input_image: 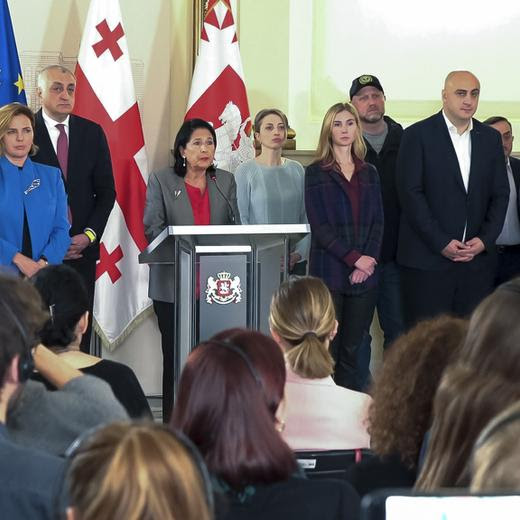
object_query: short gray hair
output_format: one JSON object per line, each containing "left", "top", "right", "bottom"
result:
{"left": 37, "top": 65, "right": 76, "bottom": 90}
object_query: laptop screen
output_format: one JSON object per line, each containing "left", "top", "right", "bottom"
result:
{"left": 386, "top": 495, "right": 520, "bottom": 519}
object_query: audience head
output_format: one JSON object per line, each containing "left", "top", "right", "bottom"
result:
{"left": 460, "top": 278, "right": 520, "bottom": 383}
{"left": 253, "top": 108, "right": 289, "bottom": 150}
{"left": 471, "top": 400, "right": 520, "bottom": 492}
{"left": 368, "top": 315, "right": 467, "bottom": 468}
{"left": 0, "top": 275, "right": 46, "bottom": 389}
{"left": 37, "top": 65, "right": 76, "bottom": 122}
{"left": 172, "top": 118, "right": 217, "bottom": 177}
{"left": 65, "top": 421, "right": 212, "bottom": 520}
{"left": 315, "top": 102, "right": 366, "bottom": 168}
{"left": 172, "top": 328, "right": 296, "bottom": 490}
{"left": 31, "top": 265, "right": 89, "bottom": 350}
{"left": 349, "top": 74, "right": 386, "bottom": 125}
{"left": 0, "top": 102, "right": 38, "bottom": 159}
{"left": 442, "top": 70, "right": 480, "bottom": 127}
{"left": 483, "top": 116, "right": 513, "bottom": 159}
{"left": 269, "top": 276, "right": 336, "bottom": 379}
{"left": 416, "top": 365, "right": 520, "bottom": 490}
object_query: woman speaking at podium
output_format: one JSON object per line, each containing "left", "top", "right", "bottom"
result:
{"left": 143, "top": 118, "right": 240, "bottom": 422}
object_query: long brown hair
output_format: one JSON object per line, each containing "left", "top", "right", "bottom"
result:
{"left": 172, "top": 329, "right": 296, "bottom": 490}
{"left": 314, "top": 102, "right": 366, "bottom": 169}
{"left": 369, "top": 316, "right": 467, "bottom": 468}
{"left": 471, "top": 400, "right": 520, "bottom": 492}
{"left": 460, "top": 279, "right": 520, "bottom": 382}
{"left": 416, "top": 364, "right": 520, "bottom": 490}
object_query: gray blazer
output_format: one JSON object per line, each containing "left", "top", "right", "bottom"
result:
{"left": 143, "top": 167, "right": 240, "bottom": 302}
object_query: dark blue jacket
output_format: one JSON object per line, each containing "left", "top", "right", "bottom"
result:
{"left": 396, "top": 111, "right": 509, "bottom": 271}
{"left": 305, "top": 160, "right": 383, "bottom": 295}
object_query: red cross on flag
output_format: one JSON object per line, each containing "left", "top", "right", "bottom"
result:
{"left": 185, "top": 0, "right": 254, "bottom": 173}
{"left": 74, "top": 0, "right": 151, "bottom": 350}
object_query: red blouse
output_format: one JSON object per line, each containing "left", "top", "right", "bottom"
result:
{"left": 185, "top": 182, "right": 211, "bottom": 225}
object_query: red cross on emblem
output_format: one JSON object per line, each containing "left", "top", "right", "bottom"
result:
{"left": 92, "top": 19, "right": 125, "bottom": 61}
{"left": 96, "top": 243, "right": 124, "bottom": 283}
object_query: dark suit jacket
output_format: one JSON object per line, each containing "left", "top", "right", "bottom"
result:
{"left": 305, "top": 161, "right": 384, "bottom": 295}
{"left": 396, "top": 111, "right": 509, "bottom": 271}
{"left": 33, "top": 110, "right": 116, "bottom": 260}
{"left": 143, "top": 167, "right": 240, "bottom": 302}
{"left": 364, "top": 115, "right": 403, "bottom": 263}
{"left": 511, "top": 156, "right": 520, "bottom": 221}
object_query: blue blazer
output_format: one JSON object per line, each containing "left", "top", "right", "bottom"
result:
{"left": 305, "top": 161, "right": 384, "bottom": 295}
{"left": 0, "top": 156, "right": 70, "bottom": 272}
{"left": 396, "top": 111, "right": 509, "bottom": 271}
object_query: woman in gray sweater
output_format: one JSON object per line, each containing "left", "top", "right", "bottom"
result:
{"left": 235, "top": 109, "right": 308, "bottom": 273}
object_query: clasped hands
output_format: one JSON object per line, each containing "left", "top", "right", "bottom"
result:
{"left": 441, "top": 237, "right": 484, "bottom": 262}
{"left": 350, "top": 255, "right": 377, "bottom": 285}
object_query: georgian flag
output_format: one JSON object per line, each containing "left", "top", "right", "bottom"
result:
{"left": 185, "top": 0, "right": 254, "bottom": 173}
{"left": 74, "top": 0, "right": 151, "bottom": 349}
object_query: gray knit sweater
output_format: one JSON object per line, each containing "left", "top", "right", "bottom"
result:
{"left": 7, "top": 375, "right": 128, "bottom": 456}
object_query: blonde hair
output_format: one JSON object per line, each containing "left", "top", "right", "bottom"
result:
{"left": 0, "top": 102, "right": 38, "bottom": 156}
{"left": 471, "top": 400, "right": 520, "bottom": 492}
{"left": 269, "top": 276, "right": 335, "bottom": 379}
{"left": 315, "top": 102, "right": 366, "bottom": 168}
{"left": 67, "top": 422, "right": 212, "bottom": 520}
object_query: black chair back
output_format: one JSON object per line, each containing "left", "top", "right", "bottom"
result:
{"left": 295, "top": 448, "right": 375, "bottom": 480}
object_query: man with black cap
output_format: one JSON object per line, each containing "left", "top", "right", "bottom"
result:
{"left": 350, "top": 75, "right": 404, "bottom": 362}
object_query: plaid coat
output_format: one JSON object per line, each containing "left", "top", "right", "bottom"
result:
{"left": 305, "top": 160, "right": 384, "bottom": 295}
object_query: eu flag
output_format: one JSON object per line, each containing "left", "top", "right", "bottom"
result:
{"left": 0, "top": 0, "right": 26, "bottom": 105}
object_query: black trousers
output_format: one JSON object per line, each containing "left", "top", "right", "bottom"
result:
{"left": 401, "top": 263, "right": 494, "bottom": 330}
{"left": 65, "top": 256, "right": 96, "bottom": 354}
{"left": 152, "top": 300, "right": 175, "bottom": 423}
{"left": 330, "top": 289, "right": 377, "bottom": 391}
{"left": 495, "top": 246, "right": 520, "bottom": 287}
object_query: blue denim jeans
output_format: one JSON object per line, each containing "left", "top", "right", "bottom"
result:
{"left": 357, "top": 261, "right": 405, "bottom": 390}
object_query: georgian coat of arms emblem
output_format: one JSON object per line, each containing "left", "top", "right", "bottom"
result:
{"left": 206, "top": 271, "right": 242, "bottom": 305}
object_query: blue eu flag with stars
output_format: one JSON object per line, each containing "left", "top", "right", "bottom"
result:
{"left": 0, "top": 0, "right": 27, "bottom": 105}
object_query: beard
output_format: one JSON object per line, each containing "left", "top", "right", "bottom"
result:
{"left": 360, "top": 111, "right": 384, "bottom": 124}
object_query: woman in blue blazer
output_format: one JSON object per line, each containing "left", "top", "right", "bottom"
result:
{"left": 0, "top": 103, "right": 69, "bottom": 276}
{"left": 305, "top": 102, "right": 383, "bottom": 391}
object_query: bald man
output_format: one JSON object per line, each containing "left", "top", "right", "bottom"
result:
{"left": 396, "top": 71, "right": 509, "bottom": 328}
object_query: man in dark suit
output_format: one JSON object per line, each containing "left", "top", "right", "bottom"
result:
{"left": 33, "top": 65, "right": 116, "bottom": 352}
{"left": 396, "top": 70, "right": 509, "bottom": 328}
{"left": 484, "top": 116, "right": 520, "bottom": 286}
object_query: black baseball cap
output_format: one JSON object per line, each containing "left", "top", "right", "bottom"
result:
{"left": 349, "top": 75, "right": 384, "bottom": 99}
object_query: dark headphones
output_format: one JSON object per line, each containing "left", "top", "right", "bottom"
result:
{"left": 65, "top": 422, "right": 215, "bottom": 515}
{"left": 0, "top": 296, "right": 34, "bottom": 382}
{"left": 210, "top": 339, "right": 264, "bottom": 390}
{"left": 473, "top": 408, "right": 520, "bottom": 451}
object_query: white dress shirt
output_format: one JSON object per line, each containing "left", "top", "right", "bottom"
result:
{"left": 443, "top": 111, "right": 473, "bottom": 240}
{"left": 41, "top": 110, "right": 70, "bottom": 155}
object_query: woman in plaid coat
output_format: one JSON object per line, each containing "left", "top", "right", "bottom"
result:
{"left": 305, "top": 102, "right": 383, "bottom": 391}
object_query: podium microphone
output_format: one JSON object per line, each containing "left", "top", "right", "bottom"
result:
{"left": 209, "top": 171, "right": 236, "bottom": 224}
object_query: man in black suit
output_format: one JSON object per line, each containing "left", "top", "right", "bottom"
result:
{"left": 33, "top": 65, "right": 116, "bottom": 352}
{"left": 396, "top": 70, "right": 509, "bottom": 328}
{"left": 484, "top": 116, "right": 520, "bottom": 286}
